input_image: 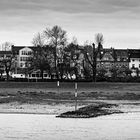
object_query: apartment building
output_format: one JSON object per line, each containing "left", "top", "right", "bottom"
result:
{"left": 12, "top": 46, "right": 38, "bottom": 70}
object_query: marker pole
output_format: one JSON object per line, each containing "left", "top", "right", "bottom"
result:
{"left": 57, "top": 81, "right": 60, "bottom": 94}
{"left": 75, "top": 83, "right": 78, "bottom": 111}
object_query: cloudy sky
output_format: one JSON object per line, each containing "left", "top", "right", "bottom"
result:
{"left": 0, "top": 0, "right": 140, "bottom": 49}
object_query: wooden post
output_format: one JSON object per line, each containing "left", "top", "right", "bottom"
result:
{"left": 75, "top": 82, "right": 78, "bottom": 111}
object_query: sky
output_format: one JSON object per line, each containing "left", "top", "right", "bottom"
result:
{"left": 0, "top": 0, "right": 140, "bottom": 49}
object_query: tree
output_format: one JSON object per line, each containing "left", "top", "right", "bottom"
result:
{"left": 1, "top": 42, "right": 13, "bottom": 51}
{"left": 124, "top": 67, "right": 132, "bottom": 77}
{"left": 136, "top": 68, "right": 140, "bottom": 77}
{"left": 0, "top": 42, "right": 15, "bottom": 81}
{"left": 30, "top": 46, "right": 52, "bottom": 80}
{"left": 63, "top": 43, "right": 81, "bottom": 80}
{"left": 1, "top": 55, "right": 15, "bottom": 81}
{"left": 83, "top": 33, "right": 104, "bottom": 82}
{"left": 32, "top": 32, "right": 45, "bottom": 47}
{"left": 44, "top": 25, "right": 67, "bottom": 79}
{"left": 109, "top": 66, "right": 119, "bottom": 81}
{"left": 97, "top": 67, "right": 107, "bottom": 80}
{"left": 0, "top": 64, "right": 4, "bottom": 79}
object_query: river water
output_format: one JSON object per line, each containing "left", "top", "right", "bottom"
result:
{"left": 0, "top": 113, "right": 140, "bottom": 140}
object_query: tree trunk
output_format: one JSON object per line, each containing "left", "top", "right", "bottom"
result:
{"left": 41, "top": 70, "right": 44, "bottom": 81}
{"left": 6, "top": 71, "right": 9, "bottom": 81}
{"left": 92, "top": 43, "right": 97, "bottom": 82}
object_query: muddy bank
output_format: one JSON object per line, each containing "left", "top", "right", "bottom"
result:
{"left": 57, "top": 103, "right": 123, "bottom": 118}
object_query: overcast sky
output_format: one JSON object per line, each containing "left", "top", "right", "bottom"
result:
{"left": 0, "top": 0, "right": 140, "bottom": 49}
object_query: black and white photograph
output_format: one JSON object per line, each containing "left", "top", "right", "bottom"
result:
{"left": 0, "top": 0, "right": 140, "bottom": 139}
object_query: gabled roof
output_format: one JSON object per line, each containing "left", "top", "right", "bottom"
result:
{"left": 12, "top": 46, "right": 38, "bottom": 52}
{"left": 101, "top": 52, "right": 114, "bottom": 61}
{"left": 114, "top": 49, "right": 128, "bottom": 57}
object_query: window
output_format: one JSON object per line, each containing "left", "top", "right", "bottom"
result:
{"left": 32, "top": 74, "right": 35, "bottom": 77}
{"left": 132, "top": 64, "right": 135, "bottom": 68}
{"left": 28, "top": 51, "right": 32, "bottom": 55}
{"left": 132, "top": 59, "right": 135, "bottom": 62}
{"left": 22, "top": 51, "right": 25, "bottom": 55}
{"left": 139, "top": 64, "right": 140, "bottom": 68}
{"left": 44, "top": 74, "right": 47, "bottom": 77}
{"left": 22, "top": 50, "right": 31, "bottom": 55}
{"left": 20, "top": 63, "right": 23, "bottom": 68}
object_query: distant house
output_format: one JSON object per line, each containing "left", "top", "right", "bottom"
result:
{"left": 129, "top": 50, "right": 140, "bottom": 76}
{"left": 95, "top": 48, "right": 130, "bottom": 77}
{"left": 97, "top": 48, "right": 115, "bottom": 70}
{"left": 12, "top": 46, "right": 38, "bottom": 73}
{"left": 114, "top": 49, "right": 129, "bottom": 68}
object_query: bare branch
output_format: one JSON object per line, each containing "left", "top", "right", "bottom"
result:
{"left": 95, "top": 33, "right": 104, "bottom": 45}
{"left": 32, "top": 32, "right": 45, "bottom": 47}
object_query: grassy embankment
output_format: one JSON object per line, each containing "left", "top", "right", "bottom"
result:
{"left": 0, "top": 82, "right": 140, "bottom": 115}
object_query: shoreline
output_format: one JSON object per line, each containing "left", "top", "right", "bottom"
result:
{"left": 0, "top": 100, "right": 140, "bottom": 116}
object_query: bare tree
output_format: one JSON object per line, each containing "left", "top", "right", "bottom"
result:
{"left": 44, "top": 25, "right": 67, "bottom": 79}
{"left": 95, "top": 33, "right": 104, "bottom": 45}
{"left": 95, "top": 33, "right": 104, "bottom": 58}
{"left": 32, "top": 32, "right": 45, "bottom": 47}
{"left": 1, "top": 42, "right": 13, "bottom": 51}
{"left": 83, "top": 33, "right": 104, "bottom": 82}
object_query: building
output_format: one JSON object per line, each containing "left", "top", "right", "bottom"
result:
{"left": 12, "top": 46, "right": 38, "bottom": 73}
{"left": 0, "top": 45, "right": 139, "bottom": 79}
{"left": 129, "top": 50, "right": 140, "bottom": 76}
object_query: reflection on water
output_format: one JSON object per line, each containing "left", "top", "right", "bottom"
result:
{"left": 0, "top": 113, "right": 140, "bottom": 140}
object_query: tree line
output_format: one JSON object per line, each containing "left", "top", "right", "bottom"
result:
{"left": 0, "top": 25, "right": 139, "bottom": 82}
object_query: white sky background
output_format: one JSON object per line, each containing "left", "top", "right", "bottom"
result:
{"left": 0, "top": 0, "right": 140, "bottom": 49}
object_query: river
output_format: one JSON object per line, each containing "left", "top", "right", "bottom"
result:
{"left": 0, "top": 113, "right": 140, "bottom": 140}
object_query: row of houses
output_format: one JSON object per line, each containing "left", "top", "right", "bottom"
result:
{"left": 0, "top": 45, "right": 140, "bottom": 79}
{"left": 94, "top": 48, "right": 140, "bottom": 77}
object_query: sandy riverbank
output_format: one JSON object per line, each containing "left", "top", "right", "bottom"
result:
{"left": 0, "top": 100, "right": 140, "bottom": 115}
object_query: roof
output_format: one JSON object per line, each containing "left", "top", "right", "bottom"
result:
{"left": 12, "top": 46, "right": 39, "bottom": 54}
{"left": 130, "top": 53, "right": 140, "bottom": 58}
{"left": 0, "top": 51, "right": 12, "bottom": 55}
{"left": 114, "top": 49, "right": 128, "bottom": 57}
